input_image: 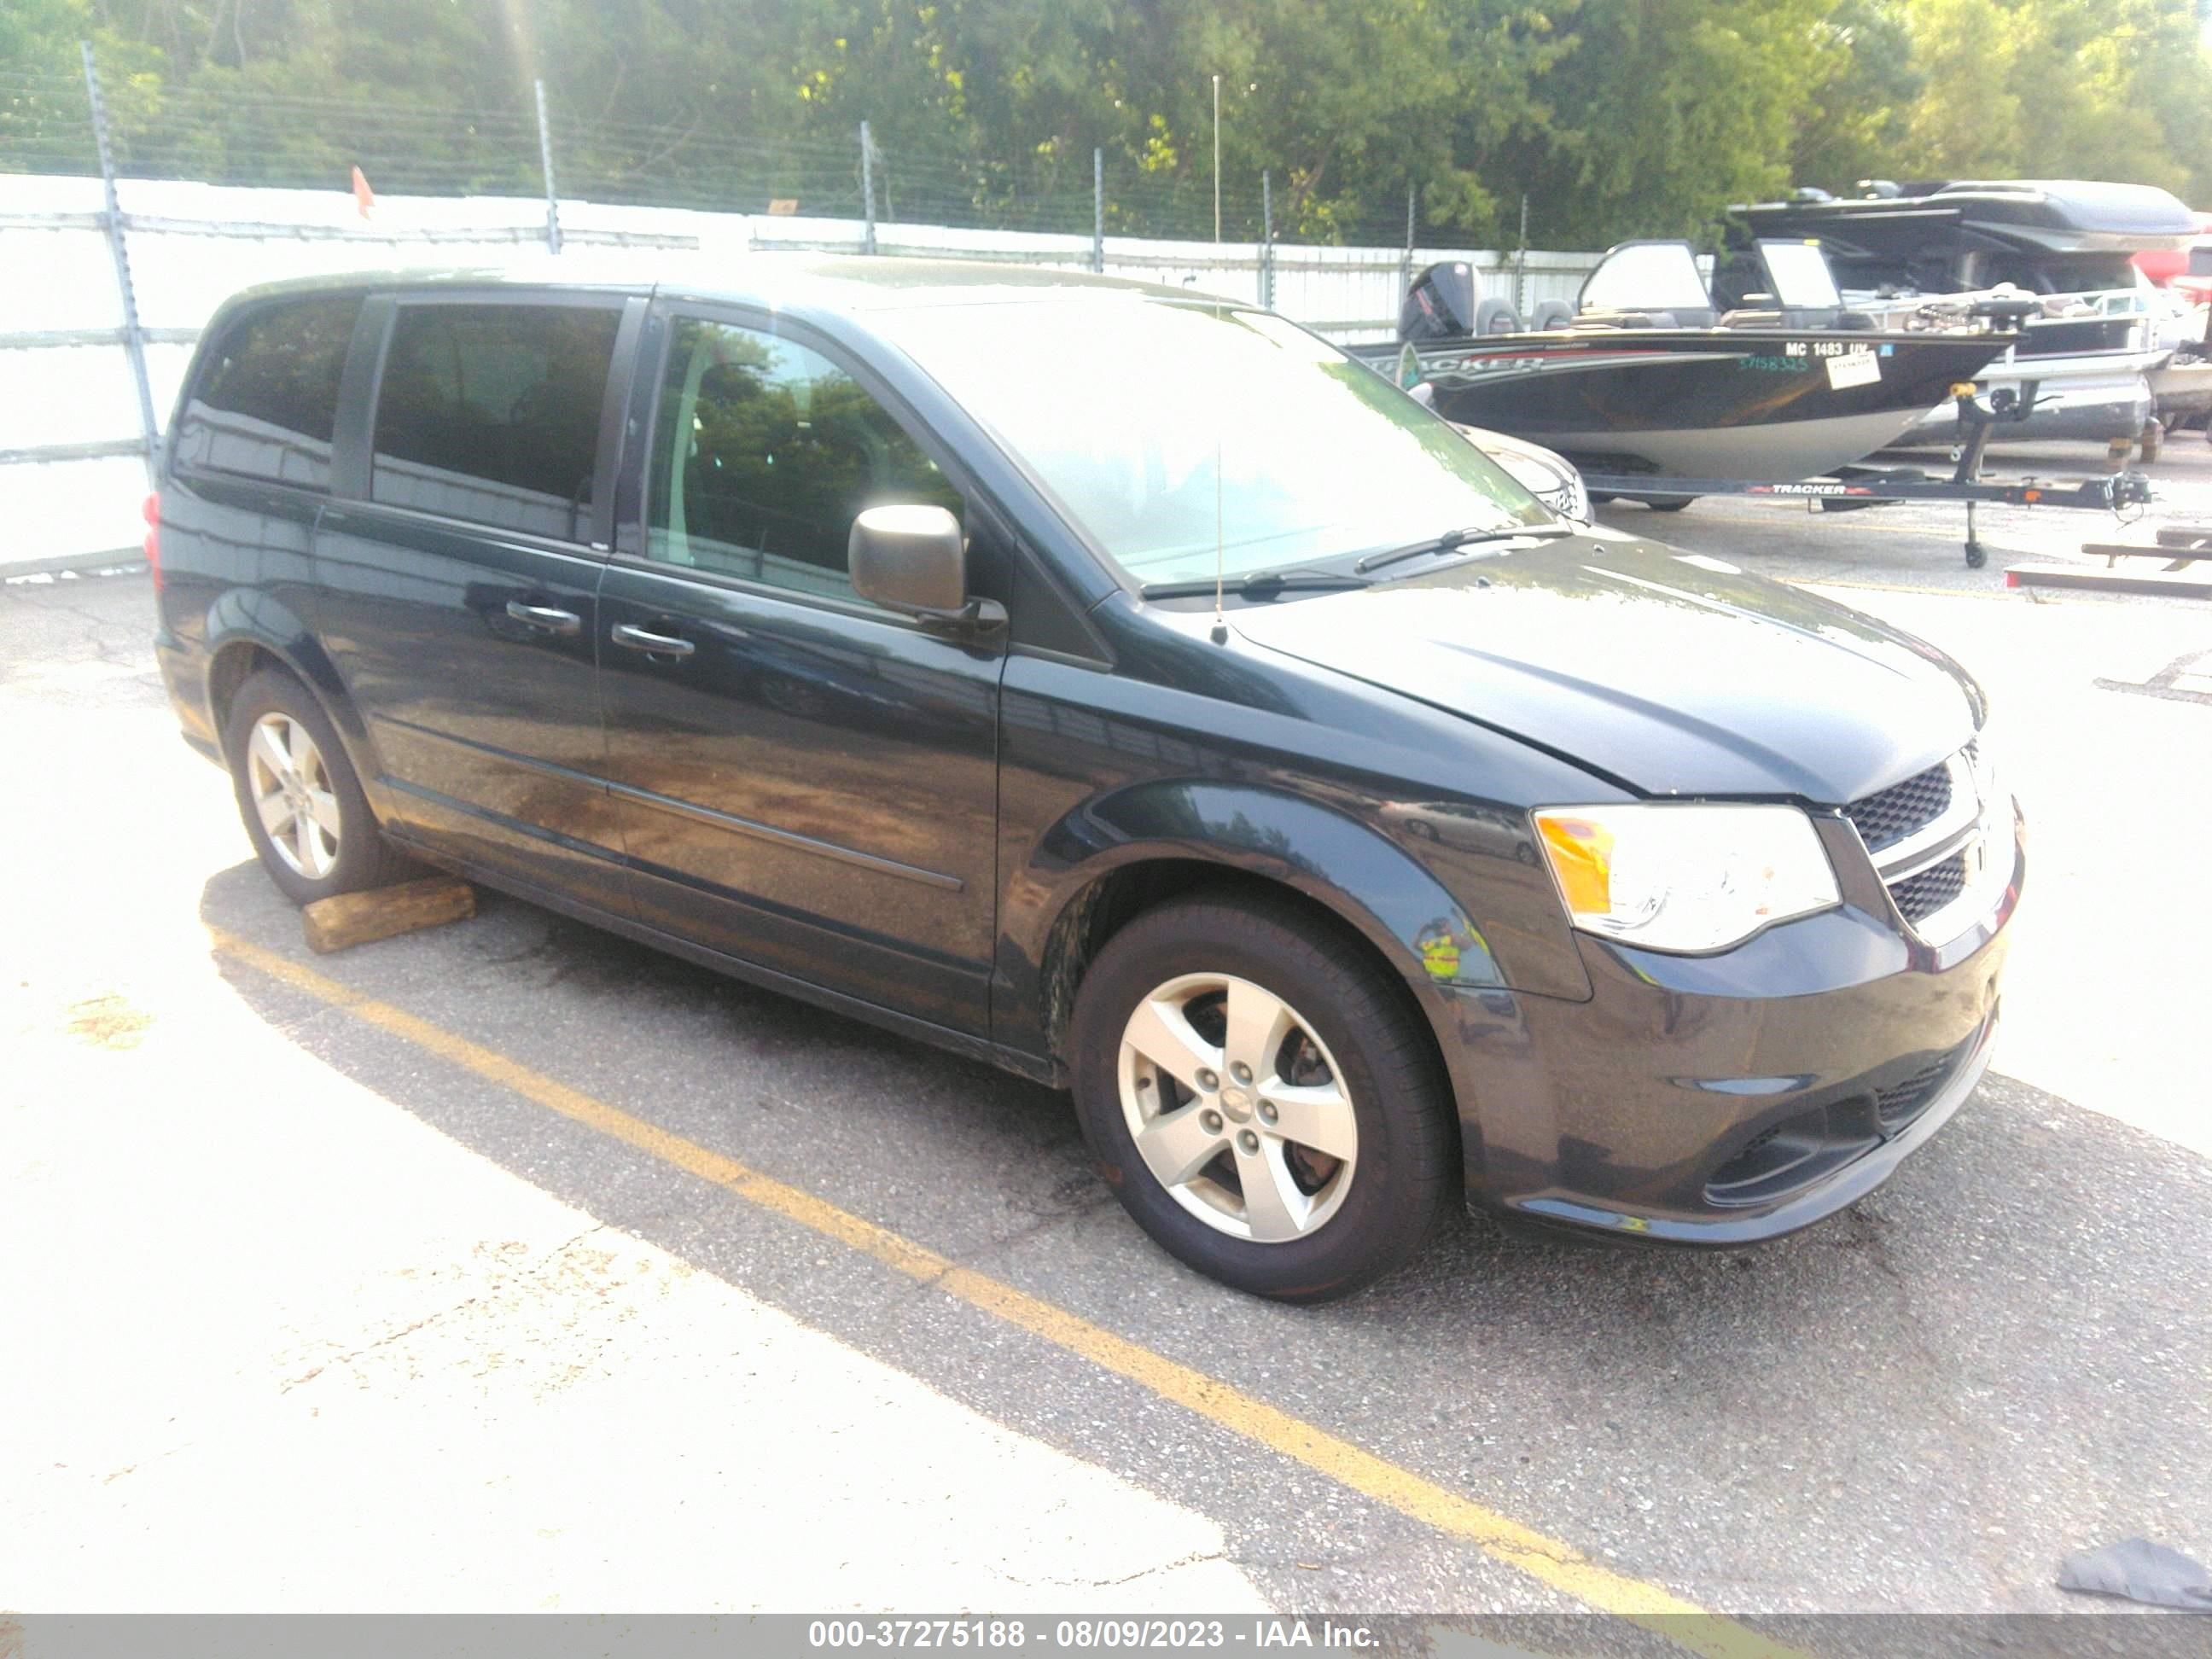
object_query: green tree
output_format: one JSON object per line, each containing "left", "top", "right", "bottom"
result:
{"left": 1790, "top": 0, "right": 1922, "bottom": 193}
{"left": 9, "top": 0, "right": 2212, "bottom": 248}
{"left": 1492, "top": 0, "right": 1839, "bottom": 245}
{"left": 1894, "top": 0, "right": 2024, "bottom": 178}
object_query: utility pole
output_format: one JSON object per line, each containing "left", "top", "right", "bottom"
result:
{"left": 1212, "top": 73, "right": 1221, "bottom": 243}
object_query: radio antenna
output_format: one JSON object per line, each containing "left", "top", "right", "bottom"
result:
{"left": 1209, "top": 428, "right": 1228, "bottom": 643}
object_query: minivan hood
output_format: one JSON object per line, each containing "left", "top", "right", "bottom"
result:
{"left": 1230, "top": 534, "right": 1980, "bottom": 802}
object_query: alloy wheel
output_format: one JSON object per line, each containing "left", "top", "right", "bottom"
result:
{"left": 245, "top": 713, "right": 341, "bottom": 880}
{"left": 1116, "top": 972, "right": 1359, "bottom": 1243}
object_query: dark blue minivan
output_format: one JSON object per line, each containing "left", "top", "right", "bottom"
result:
{"left": 153, "top": 259, "right": 2021, "bottom": 1300}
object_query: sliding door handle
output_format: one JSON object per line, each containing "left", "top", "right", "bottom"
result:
{"left": 504, "top": 600, "right": 581, "bottom": 636}
{"left": 610, "top": 622, "right": 696, "bottom": 659}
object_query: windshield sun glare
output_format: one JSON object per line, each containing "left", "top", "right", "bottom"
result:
{"left": 880, "top": 299, "right": 1551, "bottom": 589}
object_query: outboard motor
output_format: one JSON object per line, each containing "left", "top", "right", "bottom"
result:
{"left": 1400, "top": 262, "right": 1479, "bottom": 342}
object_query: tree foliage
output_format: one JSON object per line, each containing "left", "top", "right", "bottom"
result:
{"left": 3, "top": 0, "right": 2209, "bottom": 245}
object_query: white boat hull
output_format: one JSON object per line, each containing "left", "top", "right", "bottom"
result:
{"left": 1540, "top": 407, "right": 1940, "bottom": 481}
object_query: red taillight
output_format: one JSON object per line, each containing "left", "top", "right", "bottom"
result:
{"left": 142, "top": 492, "right": 161, "bottom": 590}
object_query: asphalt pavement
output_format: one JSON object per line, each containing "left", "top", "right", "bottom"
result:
{"left": 4, "top": 436, "right": 2209, "bottom": 1635}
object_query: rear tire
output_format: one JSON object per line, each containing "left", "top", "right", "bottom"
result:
{"left": 1069, "top": 894, "right": 1458, "bottom": 1302}
{"left": 224, "top": 668, "right": 403, "bottom": 905}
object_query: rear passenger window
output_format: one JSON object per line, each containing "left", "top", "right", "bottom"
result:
{"left": 176, "top": 294, "right": 362, "bottom": 490}
{"left": 371, "top": 304, "right": 620, "bottom": 541}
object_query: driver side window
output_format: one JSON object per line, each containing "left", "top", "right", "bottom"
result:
{"left": 647, "top": 316, "right": 962, "bottom": 605}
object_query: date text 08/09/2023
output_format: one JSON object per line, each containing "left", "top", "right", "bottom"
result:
{"left": 807, "top": 1619, "right": 1379, "bottom": 1650}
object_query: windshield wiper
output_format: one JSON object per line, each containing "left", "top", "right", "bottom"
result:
{"left": 1141, "top": 568, "right": 1375, "bottom": 599}
{"left": 1353, "top": 521, "right": 1575, "bottom": 575}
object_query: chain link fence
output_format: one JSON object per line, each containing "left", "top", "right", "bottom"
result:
{"left": 1, "top": 46, "right": 1599, "bottom": 573}
{"left": 6, "top": 54, "right": 1470, "bottom": 246}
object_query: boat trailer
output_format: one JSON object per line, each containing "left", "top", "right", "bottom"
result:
{"left": 1580, "top": 382, "right": 2155, "bottom": 568}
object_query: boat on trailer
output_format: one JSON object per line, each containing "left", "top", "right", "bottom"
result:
{"left": 1348, "top": 240, "right": 2013, "bottom": 484}
{"left": 1720, "top": 179, "right": 2199, "bottom": 446}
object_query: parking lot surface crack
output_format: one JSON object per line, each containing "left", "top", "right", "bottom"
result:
{"left": 994, "top": 1546, "right": 1234, "bottom": 1591}
{"left": 278, "top": 1224, "right": 611, "bottom": 1394}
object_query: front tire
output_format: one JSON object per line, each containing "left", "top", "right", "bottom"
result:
{"left": 1069, "top": 894, "right": 1458, "bottom": 1302}
{"left": 224, "top": 668, "right": 402, "bottom": 905}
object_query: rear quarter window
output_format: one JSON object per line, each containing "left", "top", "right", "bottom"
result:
{"left": 174, "top": 294, "right": 363, "bottom": 490}
{"left": 370, "top": 303, "right": 620, "bottom": 542}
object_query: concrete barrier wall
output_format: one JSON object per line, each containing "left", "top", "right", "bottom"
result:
{"left": 0, "top": 174, "right": 1598, "bottom": 573}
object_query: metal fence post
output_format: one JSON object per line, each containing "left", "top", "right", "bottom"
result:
{"left": 1260, "top": 170, "right": 1274, "bottom": 310}
{"left": 1516, "top": 192, "right": 1529, "bottom": 315}
{"left": 533, "top": 79, "right": 562, "bottom": 253}
{"left": 1400, "top": 183, "right": 1415, "bottom": 300}
{"left": 79, "top": 43, "right": 160, "bottom": 491}
{"left": 1092, "top": 148, "right": 1104, "bottom": 275}
{"left": 859, "top": 121, "right": 877, "bottom": 253}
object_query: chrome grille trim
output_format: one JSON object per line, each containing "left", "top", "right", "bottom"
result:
{"left": 1848, "top": 743, "right": 2010, "bottom": 947}
{"left": 1865, "top": 753, "right": 1979, "bottom": 879}
{"left": 1878, "top": 819, "right": 1981, "bottom": 885}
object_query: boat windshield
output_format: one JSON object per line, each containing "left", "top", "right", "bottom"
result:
{"left": 875, "top": 297, "right": 1550, "bottom": 588}
{"left": 1579, "top": 242, "right": 1712, "bottom": 313}
{"left": 1758, "top": 240, "right": 1843, "bottom": 309}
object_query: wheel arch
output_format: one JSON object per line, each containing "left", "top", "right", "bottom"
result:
{"left": 1011, "top": 782, "right": 1505, "bottom": 1128}
{"left": 1033, "top": 853, "right": 1471, "bottom": 1202}
{"left": 201, "top": 598, "right": 376, "bottom": 783}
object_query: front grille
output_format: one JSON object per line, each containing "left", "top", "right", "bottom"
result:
{"left": 1848, "top": 742, "right": 1996, "bottom": 943}
{"left": 1846, "top": 761, "right": 1952, "bottom": 853}
{"left": 1890, "top": 853, "right": 1968, "bottom": 924}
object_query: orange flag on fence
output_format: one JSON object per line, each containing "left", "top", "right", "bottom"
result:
{"left": 350, "top": 166, "right": 376, "bottom": 218}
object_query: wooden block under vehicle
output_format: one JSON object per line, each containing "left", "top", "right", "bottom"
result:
{"left": 302, "top": 876, "right": 476, "bottom": 954}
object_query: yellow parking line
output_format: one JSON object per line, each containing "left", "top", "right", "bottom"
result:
{"left": 207, "top": 924, "right": 1806, "bottom": 1659}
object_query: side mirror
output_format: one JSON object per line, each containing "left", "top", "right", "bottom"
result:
{"left": 848, "top": 504, "right": 968, "bottom": 616}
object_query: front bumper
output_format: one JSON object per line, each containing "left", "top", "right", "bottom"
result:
{"left": 1438, "top": 812, "right": 2023, "bottom": 1245}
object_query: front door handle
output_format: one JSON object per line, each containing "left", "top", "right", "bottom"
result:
{"left": 610, "top": 621, "right": 696, "bottom": 659}
{"left": 505, "top": 600, "right": 581, "bottom": 636}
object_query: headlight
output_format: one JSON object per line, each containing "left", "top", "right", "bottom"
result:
{"left": 1550, "top": 467, "right": 1591, "bottom": 524}
{"left": 1454, "top": 424, "right": 1591, "bottom": 523}
{"left": 1489, "top": 450, "right": 1588, "bottom": 523}
{"left": 1534, "top": 804, "right": 1841, "bottom": 954}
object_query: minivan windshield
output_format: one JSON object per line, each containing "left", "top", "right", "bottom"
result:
{"left": 875, "top": 297, "right": 1551, "bottom": 587}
